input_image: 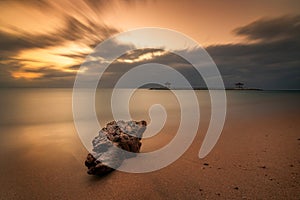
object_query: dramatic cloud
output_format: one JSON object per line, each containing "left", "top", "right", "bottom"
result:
{"left": 88, "top": 16, "right": 300, "bottom": 90}
{"left": 0, "top": 0, "right": 299, "bottom": 90}
{"left": 206, "top": 15, "right": 300, "bottom": 89}
{"left": 0, "top": 0, "right": 120, "bottom": 82}
{"left": 0, "top": 16, "right": 118, "bottom": 55}
{"left": 234, "top": 15, "right": 300, "bottom": 42}
{"left": 80, "top": 46, "right": 208, "bottom": 89}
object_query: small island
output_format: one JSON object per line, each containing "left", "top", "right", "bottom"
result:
{"left": 148, "top": 82, "right": 262, "bottom": 90}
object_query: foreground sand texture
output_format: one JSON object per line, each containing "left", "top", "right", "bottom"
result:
{"left": 0, "top": 90, "right": 299, "bottom": 199}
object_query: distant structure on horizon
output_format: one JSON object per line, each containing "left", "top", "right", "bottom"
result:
{"left": 164, "top": 82, "right": 171, "bottom": 89}
{"left": 235, "top": 82, "right": 244, "bottom": 89}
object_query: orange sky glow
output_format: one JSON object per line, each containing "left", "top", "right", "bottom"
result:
{"left": 0, "top": 0, "right": 299, "bottom": 82}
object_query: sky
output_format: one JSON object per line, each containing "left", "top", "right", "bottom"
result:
{"left": 0, "top": 0, "right": 299, "bottom": 89}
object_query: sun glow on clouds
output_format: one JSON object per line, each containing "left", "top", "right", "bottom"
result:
{"left": 12, "top": 72, "right": 44, "bottom": 79}
{"left": 0, "top": 0, "right": 121, "bottom": 81}
{"left": 117, "top": 50, "right": 167, "bottom": 63}
{"left": 11, "top": 43, "right": 92, "bottom": 79}
{"left": 115, "top": 29, "right": 196, "bottom": 50}
{"left": 1, "top": 0, "right": 299, "bottom": 89}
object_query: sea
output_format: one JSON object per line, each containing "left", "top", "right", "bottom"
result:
{"left": 0, "top": 88, "right": 299, "bottom": 199}
{"left": 0, "top": 88, "right": 299, "bottom": 150}
{"left": 0, "top": 88, "right": 299, "bottom": 126}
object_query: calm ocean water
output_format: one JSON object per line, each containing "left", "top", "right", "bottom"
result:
{"left": 0, "top": 88, "right": 299, "bottom": 127}
{"left": 0, "top": 88, "right": 299, "bottom": 199}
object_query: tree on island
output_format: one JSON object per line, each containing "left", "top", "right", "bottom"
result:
{"left": 235, "top": 82, "right": 244, "bottom": 89}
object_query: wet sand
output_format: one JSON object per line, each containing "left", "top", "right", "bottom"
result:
{"left": 0, "top": 90, "right": 299, "bottom": 199}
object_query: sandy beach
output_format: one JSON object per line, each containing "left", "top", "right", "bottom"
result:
{"left": 0, "top": 89, "right": 299, "bottom": 199}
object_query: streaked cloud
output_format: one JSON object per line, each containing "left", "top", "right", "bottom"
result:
{"left": 206, "top": 15, "right": 300, "bottom": 89}
{"left": 234, "top": 15, "right": 300, "bottom": 42}
{"left": 0, "top": 0, "right": 120, "bottom": 80}
{"left": 0, "top": 1, "right": 299, "bottom": 89}
{"left": 91, "top": 15, "right": 300, "bottom": 89}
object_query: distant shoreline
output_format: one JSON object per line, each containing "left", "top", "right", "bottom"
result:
{"left": 148, "top": 87, "right": 263, "bottom": 91}
{"left": 1, "top": 87, "right": 300, "bottom": 91}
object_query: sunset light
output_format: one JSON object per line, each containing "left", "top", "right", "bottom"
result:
{"left": 0, "top": 1, "right": 299, "bottom": 199}
{"left": 0, "top": 0, "right": 299, "bottom": 88}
